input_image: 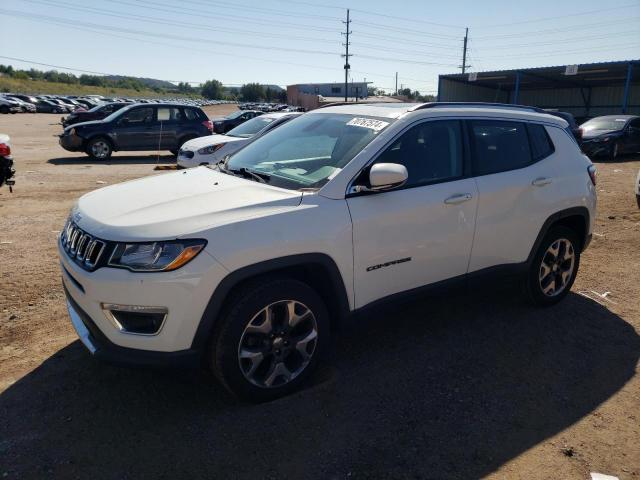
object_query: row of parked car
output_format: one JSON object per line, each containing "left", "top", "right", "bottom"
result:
{"left": 0, "top": 93, "right": 232, "bottom": 115}
{"left": 239, "top": 102, "right": 305, "bottom": 113}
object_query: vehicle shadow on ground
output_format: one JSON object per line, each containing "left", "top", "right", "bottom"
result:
{"left": 1, "top": 291, "right": 638, "bottom": 479}
{"left": 48, "top": 154, "right": 176, "bottom": 165}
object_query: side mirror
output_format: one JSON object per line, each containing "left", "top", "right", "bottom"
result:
{"left": 361, "top": 163, "right": 408, "bottom": 192}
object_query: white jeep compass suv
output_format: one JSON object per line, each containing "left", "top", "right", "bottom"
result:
{"left": 59, "top": 102, "right": 597, "bottom": 401}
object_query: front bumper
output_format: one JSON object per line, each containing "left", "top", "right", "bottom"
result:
{"left": 59, "top": 234, "right": 228, "bottom": 365}
{"left": 58, "top": 133, "right": 84, "bottom": 151}
{"left": 581, "top": 140, "right": 611, "bottom": 157}
{"left": 64, "top": 285, "right": 200, "bottom": 367}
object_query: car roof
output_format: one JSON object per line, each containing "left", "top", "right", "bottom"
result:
{"left": 260, "top": 112, "right": 302, "bottom": 119}
{"left": 587, "top": 115, "right": 637, "bottom": 120}
{"left": 312, "top": 102, "right": 568, "bottom": 126}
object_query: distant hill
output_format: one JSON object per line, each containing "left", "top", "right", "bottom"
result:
{"left": 102, "top": 75, "right": 176, "bottom": 89}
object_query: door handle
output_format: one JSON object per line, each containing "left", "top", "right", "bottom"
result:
{"left": 444, "top": 193, "right": 473, "bottom": 205}
{"left": 532, "top": 177, "right": 553, "bottom": 187}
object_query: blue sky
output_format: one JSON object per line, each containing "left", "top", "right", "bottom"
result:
{"left": 1, "top": 0, "right": 639, "bottom": 94}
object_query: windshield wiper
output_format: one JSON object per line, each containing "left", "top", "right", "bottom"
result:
{"left": 234, "top": 167, "right": 270, "bottom": 184}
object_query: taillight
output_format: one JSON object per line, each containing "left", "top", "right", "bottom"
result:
{"left": 0, "top": 143, "right": 10, "bottom": 157}
{"left": 576, "top": 127, "right": 583, "bottom": 141}
{"left": 588, "top": 165, "right": 597, "bottom": 186}
{"left": 202, "top": 120, "right": 213, "bottom": 133}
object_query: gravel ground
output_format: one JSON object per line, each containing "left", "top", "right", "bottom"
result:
{"left": 0, "top": 111, "right": 639, "bottom": 480}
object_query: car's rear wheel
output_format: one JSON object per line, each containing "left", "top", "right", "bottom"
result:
{"left": 209, "top": 277, "right": 329, "bottom": 402}
{"left": 86, "top": 137, "right": 113, "bottom": 160}
{"left": 524, "top": 226, "right": 580, "bottom": 306}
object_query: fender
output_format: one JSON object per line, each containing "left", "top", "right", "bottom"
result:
{"left": 526, "top": 206, "right": 591, "bottom": 265}
{"left": 190, "top": 253, "right": 351, "bottom": 351}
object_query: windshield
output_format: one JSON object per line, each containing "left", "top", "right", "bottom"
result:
{"left": 103, "top": 105, "right": 132, "bottom": 122}
{"left": 227, "top": 110, "right": 244, "bottom": 120}
{"left": 225, "top": 113, "right": 392, "bottom": 190}
{"left": 227, "top": 116, "right": 276, "bottom": 138}
{"left": 581, "top": 117, "right": 628, "bottom": 132}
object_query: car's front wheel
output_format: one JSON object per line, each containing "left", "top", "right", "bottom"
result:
{"left": 525, "top": 226, "right": 580, "bottom": 306}
{"left": 209, "top": 277, "right": 329, "bottom": 402}
{"left": 608, "top": 140, "right": 620, "bottom": 161}
{"left": 86, "top": 137, "right": 113, "bottom": 160}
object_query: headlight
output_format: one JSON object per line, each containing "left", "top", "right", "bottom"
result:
{"left": 602, "top": 136, "right": 611, "bottom": 142}
{"left": 108, "top": 240, "right": 206, "bottom": 272}
{"left": 197, "top": 143, "right": 225, "bottom": 155}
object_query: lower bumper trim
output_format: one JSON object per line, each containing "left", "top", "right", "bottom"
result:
{"left": 63, "top": 284, "right": 202, "bottom": 368}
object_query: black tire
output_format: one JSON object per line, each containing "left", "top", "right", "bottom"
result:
{"left": 0, "top": 106, "right": 9, "bottom": 114}
{"left": 524, "top": 226, "right": 581, "bottom": 306}
{"left": 209, "top": 277, "right": 329, "bottom": 402}
{"left": 85, "top": 137, "right": 113, "bottom": 160}
{"left": 608, "top": 141, "right": 620, "bottom": 161}
{"left": 171, "top": 135, "right": 196, "bottom": 157}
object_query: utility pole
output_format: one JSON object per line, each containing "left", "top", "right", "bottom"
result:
{"left": 395, "top": 72, "right": 398, "bottom": 95}
{"left": 341, "top": 9, "right": 352, "bottom": 103}
{"left": 461, "top": 27, "right": 470, "bottom": 74}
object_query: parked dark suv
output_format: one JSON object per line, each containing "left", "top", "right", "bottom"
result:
{"left": 59, "top": 103, "right": 213, "bottom": 159}
{"left": 62, "top": 102, "right": 130, "bottom": 127}
{"left": 212, "top": 110, "right": 263, "bottom": 133}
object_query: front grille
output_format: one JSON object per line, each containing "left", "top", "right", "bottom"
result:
{"left": 179, "top": 149, "right": 194, "bottom": 159}
{"left": 60, "top": 220, "right": 106, "bottom": 271}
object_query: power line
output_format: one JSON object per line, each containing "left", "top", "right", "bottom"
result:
{"left": 473, "top": 29, "right": 640, "bottom": 49}
{"left": 0, "top": 55, "right": 202, "bottom": 84}
{"left": 23, "top": 0, "right": 341, "bottom": 44}
{"left": 473, "top": 16, "right": 640, "bottom": 40}
{"left": 474, "top": 2, "right": 639, "bottom": 28}
{"left": 174, "top": 0, "right": 342, "bottom": 22}
{"left": 353, "top": 20, "right": 461, "bottom": 39}
{"left": 3, "top": 10, "right": 341, "bottom": 56}
{"left": 108, "top": 0, "right": 342, "bottom": 33}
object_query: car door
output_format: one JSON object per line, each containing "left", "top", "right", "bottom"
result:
{"left": 113, "top": 106, "right": 156, "bottom": 150}
{"left": 347, "top": 119, "right": 478, "bottom": 308}
{"left": 467, "top": 119, "right": 561, "bottom": 272}
{"left": 625, "top": 118, "right": 640, "bottom": 152}
{"left": 156, "top": 107, "right": 182, "bottom": 150}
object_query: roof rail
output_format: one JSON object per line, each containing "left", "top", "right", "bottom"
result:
{"left": 414, "top": 102, "right": 548, "bottom": 114}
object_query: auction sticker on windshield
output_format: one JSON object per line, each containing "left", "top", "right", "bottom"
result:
{"left": 346, "top": 117, "right": 389, "bottom": 132}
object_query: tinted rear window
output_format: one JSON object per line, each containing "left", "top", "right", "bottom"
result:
{"left": 527, "top": 124, "right": 554, "bottom": 160}
{"left": 184, "top": 108, "right": 202, "bottom": 121}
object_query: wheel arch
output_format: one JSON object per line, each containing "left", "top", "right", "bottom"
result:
{"left": 526, "top": 207, "right": 591, "bottom": 265}
{"left": 190, "top": 253, "right": 351, "bottom": 352}
{"left": 84, "top": 133, "right": 116, "bottom": 151}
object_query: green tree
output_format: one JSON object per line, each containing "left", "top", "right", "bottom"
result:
{"left": 201, "top": 79, "right": 224, "bottom": 99}
{"left": 240, "top": 83, "right": 265, "bottom": 102}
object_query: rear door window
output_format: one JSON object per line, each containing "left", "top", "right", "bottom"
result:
{"left": 157, "top": 107, "right": 183, "bottom": 122}
{"left": 469, "top": 120, "right": 532, "bottom": 175}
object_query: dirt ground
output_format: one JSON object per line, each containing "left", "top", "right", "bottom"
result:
{"left": 0, "top": 109, "right": 639, "bottom": 480}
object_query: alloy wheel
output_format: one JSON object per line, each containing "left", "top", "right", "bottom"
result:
{"left": 238, "top": 300, "right": 318, "bottom": 388}
{"left": 539, "top": 238, "right": 576, "bottom": 297}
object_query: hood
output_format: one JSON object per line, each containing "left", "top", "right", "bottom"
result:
{"left": 64, "top": 119, "right": 106, "bottom": 132}
{"left": 582, "top": 129, "right": 621, "bottom": 140}
{"left": 181, "top": 134, "right": 244, "bottom": 151}
{"left": 73, "top": 167, "right": 303, "bottom": 241}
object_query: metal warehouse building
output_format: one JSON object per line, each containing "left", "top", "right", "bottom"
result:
{"left": 437, "top": 60, "right": 639, "bottom": 120}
